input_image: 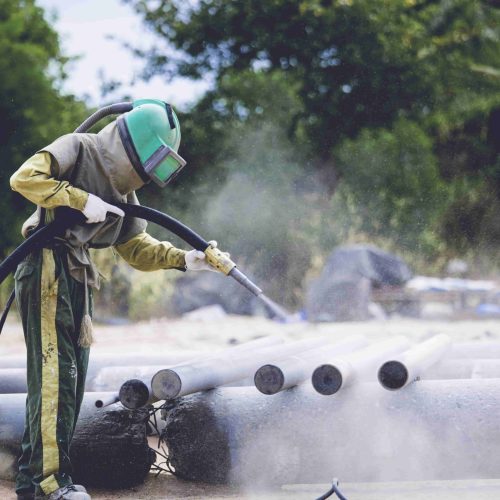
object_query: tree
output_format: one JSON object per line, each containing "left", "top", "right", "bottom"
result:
{"left": 0, "top": 0, "right": 88, "bottom": 256}
{"left": 127, "top": 0, "right": 500, "bottom": 257}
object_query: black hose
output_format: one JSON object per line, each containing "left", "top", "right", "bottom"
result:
{"left": 114, "top": 202, "right": 210, "bottom": 251}
{"left": 0, "top": 208, "right": 85, "bottom": 284}
{"left": 0, "top": 204, "right": 210, "bottom": 287}
{"left": 315, "top": 479, "right": 348, "bottom": 500}
{"left": 0, "top": 208, "right": 85, "bottom": 336}
{"left": 0, "top": 289, "right": 15, "bottom": 335}
{"left": 74, "top": 102, "right": 133, "bottom": 133}
{"left": 0, "top": 202, "right": 281, "bottom": 334}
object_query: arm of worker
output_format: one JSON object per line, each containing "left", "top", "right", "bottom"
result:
{"left": 115, "top": 232, "right": 187, "bottom": 271}
{"left": 10, "top": 151, "right": 124, "bottom": 223}
{"left": 10, "top": 151, "right": 88, "bottom": 210}
{"left": 115, "top": 234, "right": 225, "bottom": 272}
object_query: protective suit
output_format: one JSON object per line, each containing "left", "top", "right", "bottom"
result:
{"left": 10, "top": 103, "right": 189, "bottom": 499}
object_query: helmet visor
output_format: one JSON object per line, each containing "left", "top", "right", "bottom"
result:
{"left": 143, "top": 145, "right": 187, "bottom": 187}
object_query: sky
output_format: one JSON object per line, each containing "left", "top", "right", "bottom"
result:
{"left": 38, "top": 0, "right": 210, "bottom": 109}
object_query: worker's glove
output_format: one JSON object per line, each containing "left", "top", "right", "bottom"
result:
{"left": 82, "top": 193, "right": 125, "bottom": 224}
{"left": 185, "top": 240, "right": 229, "bottom": 272}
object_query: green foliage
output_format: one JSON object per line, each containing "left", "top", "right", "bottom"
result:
{"left": 127, "top": 0, "right": 500, "bottom": 263}
{"left": 0, "top": 0, "right": 88, "bottom": 256}
{"left": 127, "top": 0, "right": 500, "bottom": 151}
{"left": 335, "top": 119, "right": 448, "bottom": 252}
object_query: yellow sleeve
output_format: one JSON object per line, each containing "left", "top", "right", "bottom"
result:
{"left": 10, "top": 152, "right": 88, "bottom": 210}
{"left": 115, "top": 232, "right": 187, "bottom": 271}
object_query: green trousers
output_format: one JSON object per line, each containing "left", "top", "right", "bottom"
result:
{"left": 14, "top": 247, "right": 91, "bottom": 497}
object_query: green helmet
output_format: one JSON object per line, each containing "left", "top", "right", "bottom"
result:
{"left": 117, "top": 98, "right": 186, "bottom": 187}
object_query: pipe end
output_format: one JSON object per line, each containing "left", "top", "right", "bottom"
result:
{"left": 254, "top": 365, "right": 285, "bottom": 395}
{"left": 378, "top": 360, "right": 409, "bottom": 390}
{"left": 312, "top": 364, "right": 343, "bottom": 395}
{"left": 152, "top": 369, "right": 182, "bottom": 400}
{"left": 119, "top": 379, "right": 150, "bottom": 409}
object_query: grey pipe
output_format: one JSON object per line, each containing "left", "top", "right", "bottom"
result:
{"left": 378, "top": 334, "right": 451, "bottom": 390}
{"left": 254, "top": 335, "right": 368, "bottom": 395}
{"left": 152, "top": 338, "right": 329, "bottom": 400}
{"left": 312, "top": 336, "right": 411, "bottom": 395}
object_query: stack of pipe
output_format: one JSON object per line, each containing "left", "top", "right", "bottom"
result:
{"left": 4, "top": 333, "right": 500, "bottom": 486}
{"left": 151, "top": 337, "right": 333, "bottom": 400}
{"left": 5, "top": 333, "right": 500, "bottom": 411}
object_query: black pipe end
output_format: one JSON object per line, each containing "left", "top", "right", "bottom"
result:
{"left": 312, "top": 364, "right": 343, "bottom": 395}
{"left": 378, "top": 361, "right": 408, "bottom": 390}
{"left": 254, "top": 364, "right": 285, "bottom": 395}
{"left": 119, "top": 379, "right": 150, "bottom": 409}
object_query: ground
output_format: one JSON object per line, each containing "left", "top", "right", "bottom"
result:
{"left": 1, "top": 314, "right": 500, "bottom": 499}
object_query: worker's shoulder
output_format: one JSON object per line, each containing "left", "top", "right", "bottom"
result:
{"left": 41, "top": 132, "right": 99, "bottom": 160}
{"left": 37, "top": 133, "right": 94, "bottom": 175}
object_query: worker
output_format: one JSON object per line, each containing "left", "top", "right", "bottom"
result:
{"left": 10, "top": 100, "right": 221, "bottom": 500}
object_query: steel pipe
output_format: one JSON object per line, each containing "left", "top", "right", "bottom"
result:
{"left": 118, "top": 379, "right": 151, "bottom": 409}
{"left": 312, "top": 336, "right": 411, "bottom": 395}
{"left": 152, "top": 338, "right": 329, "bottom": 400}
{"left": 378, "top": 334, "right": 451, "bottom": 390}
{"left": 254, "top": 335, "right": 368, "bottom": 395}
{"left": 94, "top": 393, "right": 120, "bottom": 408}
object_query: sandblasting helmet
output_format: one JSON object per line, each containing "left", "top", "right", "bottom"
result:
{"left": 117, "top": 99, "right": 186, "bottom": 187}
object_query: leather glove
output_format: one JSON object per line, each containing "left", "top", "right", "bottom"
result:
{"left": 185, "top": 241, "right": 229, "bottom": 272}
{"left": 82, "top": 193, "right": 125, "bottom": 224}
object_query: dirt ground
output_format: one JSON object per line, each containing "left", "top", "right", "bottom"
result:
{"left": 1, "top": 315, "right": 500, "bottom": 498}
{"left": 3, "top": 475, "right": 500, "bottom": 499}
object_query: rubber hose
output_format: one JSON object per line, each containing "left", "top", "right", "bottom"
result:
{"left": 74, "top": 102, "right": 133, "bottom": 133}
{"left": 114, "top": 202, "right": 210, "bottom": 251}
{"left": 0, "top": 203, "right": 210, "bottom": 287}
{"left": 316, "top": 479, "right": 348, "bottom": 500}
{"left": 0, "top": 208, "right": 85, "bottom": 284}
{"left": 0, "top": 203, "right": 271, "bottom": 334}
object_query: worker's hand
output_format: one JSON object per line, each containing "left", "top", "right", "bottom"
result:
{"left": 82, "top": 193, "right": 125, "bottom": 224}
{"left": 185, "top": 241, "right": 229, "bottom": 272}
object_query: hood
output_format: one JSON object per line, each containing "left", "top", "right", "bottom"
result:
{"left": 97, "top": 121, "right": 145, "bottom": 195}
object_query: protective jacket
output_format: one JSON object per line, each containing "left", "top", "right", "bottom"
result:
{"left": 10, "top": 121, "right": 187, "bottom": 287}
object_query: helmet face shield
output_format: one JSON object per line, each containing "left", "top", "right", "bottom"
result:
{"left": 143, "top": 144, "right": 187, "bottom": 187}
{"left": 116, "top": 100, "right": 185, "bottom": 188}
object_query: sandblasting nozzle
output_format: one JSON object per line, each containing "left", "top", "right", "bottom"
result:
{"left": 204, "top": 244, "right": 237, "bottom": 275}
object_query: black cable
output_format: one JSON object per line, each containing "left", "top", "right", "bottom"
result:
{"left": 315, "top": 478, "right": 348, "bottom": 500}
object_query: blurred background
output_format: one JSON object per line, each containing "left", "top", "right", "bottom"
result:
{"left": 1, "top": 0, "right": 499, "bottom": 322}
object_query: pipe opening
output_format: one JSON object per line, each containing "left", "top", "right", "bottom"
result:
{"left": 378, "top": 360, "right": 409, "bottom": 390}
{"left": 312, "top": 364, "right": 343, "bottom": 395}
{"left": 254, "top": 364, "right": 285, "bottom": 395}
{"left": 152, "top": 369, "right": 182, "bottom": 400}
